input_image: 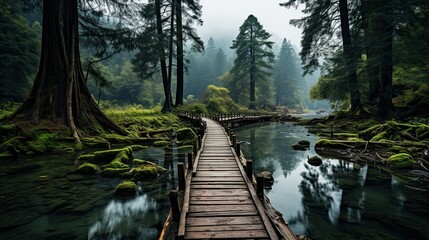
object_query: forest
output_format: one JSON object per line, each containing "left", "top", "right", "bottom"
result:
{"left": 0, "top": 0, "right": 428, "bottom": 239}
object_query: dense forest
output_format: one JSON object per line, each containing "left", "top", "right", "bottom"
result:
{"left": 1, "top": 0, "right": 429, "bottom": 239}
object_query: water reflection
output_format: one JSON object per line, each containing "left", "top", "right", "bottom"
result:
{"left": 235, "top": 123, "right": 429, "bottom": 239}
{"left": 88, "top": 194, "right": 158, "bottom": 240}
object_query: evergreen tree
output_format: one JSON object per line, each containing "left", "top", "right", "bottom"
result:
{"left": 0, "top": 3, "right": 40, "bottom": 102}
{"left": 230, "top": 15, "right": 274, "bottom": 109}
{"left": 273, "top": 39, "right": 303, "bottom": 107}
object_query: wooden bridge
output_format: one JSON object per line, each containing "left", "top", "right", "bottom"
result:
{"left": 171, "top": 117, "right": 297, "bottom": 240}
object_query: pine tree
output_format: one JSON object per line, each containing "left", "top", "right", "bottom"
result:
{"left": 230, "top": 15, "right": 274, "bottom": 109}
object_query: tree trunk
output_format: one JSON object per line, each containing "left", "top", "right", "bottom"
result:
{"left": 155, "top": 0, "right": 172, "bottom": 112}
{"left": 339, "top": 0, "right": 363, "bottom": 113}
{"left": 249, "top": 25, "right": 256, "bottom": 110}
{"left": 9, "top": 0, "right": 126, "bottom": 141}
{"left": 167, "top": 0, "right": 176, "bottom": 108}
{"left": 175, "top": 0, "right": 184, "bottom": 106}
{"left": 377, "top": 3, "right": 394, "bottom": 118}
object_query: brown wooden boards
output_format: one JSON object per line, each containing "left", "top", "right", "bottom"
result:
{"left": 179, "top": 118, "right": 281, "bottom": 240}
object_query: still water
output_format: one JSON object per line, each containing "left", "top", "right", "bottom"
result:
{"left": 0, "top": 147, "right": 185, "bottom": 240}
{"left": 235, "top": 122, "right": 429, "bottom": 239}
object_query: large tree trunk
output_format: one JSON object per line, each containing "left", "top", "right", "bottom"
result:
{"left": 155, "top": 0, "right": 172, "bottom": 112}
{"left": 175, "top": 0, "right": 184, "bottom": 106}
{"left": 166, "top": 0, "right": 176, "bottom": 110}
{"left": 339, "top": 0, "right": 364, "bottom": 113}
{"left": 9, "top": 0, "right": 126, "bottom": 141}
{"left": 377, "top": 3, "right": 394, "bottom": 118}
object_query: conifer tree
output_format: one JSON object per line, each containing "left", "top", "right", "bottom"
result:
{"left": 230, "top": 15, "right": 274, "bottom": 109}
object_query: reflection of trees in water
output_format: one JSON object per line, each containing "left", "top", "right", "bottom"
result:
{"left": 290, "top": 160, "right": 369, "bottom": 238}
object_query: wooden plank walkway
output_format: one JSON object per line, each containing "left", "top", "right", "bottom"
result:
{"left": 179, "top": 118, "right": 279, "bottom": 240}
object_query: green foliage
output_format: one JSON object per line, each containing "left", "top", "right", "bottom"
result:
{"left": 0, "top": 4, "right": 40, "bottom": 102}
{"left": 274, "top": 38, "right": 305, "bottom": 108}
{"left": 204, "top": 85, "right": 238, "bottom": 114}
{"left": 133, "top": 165, "right": 158, "bottom": 179}
{"left": 230, "top": 15, "right": 275, "bottom": 109}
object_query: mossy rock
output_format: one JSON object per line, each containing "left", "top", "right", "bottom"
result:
{"left": 93, "top": 147, "right": 132, "bottom": 163}
{"left": 383, "top": 153, "right": 417, "bottom": 169}
{"left": 298, "top": 140, "right": 310, "bottom": 147}
{"left": 314, "top": 139, "right": 353, "bottom": 150}
{"left": 291, "top": 144, "right": 308, "bottom": 151}
{"left": 104, "top": 159, "right": 129, "bottom": 169}
{"left": 176, "top": 128, "right": 197, "bottom": 142}
{"left": 133, "top": 165, "right": 158, "bottom": 179}
{"left": 75, "top": 163, "right": 100, "bottom": 175}
{"left": 370, "top": 131, "right": 388, "bottom": 142}
{"left": 0, "top": 124, "right": 19, "bottom": 138}
{"left": 129, "top": 145, "right": 148, "bottom": 152}
{"left": 101, "top": 168, "right": 131, "bottom": 178}
{"left": 307, "top": 155, "right": 322, "bottom": 166}
{"left": 178, "top": 145, "right": 194, "bottom": 152}
{"left": 115, "top": 180, "right": 138, "bottom": 196}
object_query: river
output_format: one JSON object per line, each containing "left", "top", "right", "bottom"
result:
{"left": 234, "top": 122, "right": 429, "bottom": 239}
{"left": 0, "top": 146, "right": 186, "bottom": 239}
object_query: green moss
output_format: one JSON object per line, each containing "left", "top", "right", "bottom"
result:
{"left": 101, "top": 168, "right": 131, "bottom": 178}
{"left": 0, "top": 124, "right": 19, "bottom": 137}
{"left": 314, "top": 139, "right": 353, "bottom": 149}
{"left": 390, "top": 146, "right": 411, "bottom": 154}
{"left": 176, "top": 128, "right": 197, "bottom": 142}
{"left": 133, "top": 165, "right": 158, "bottom": 179}
{"left": 178, "top": 145, "right": 194, "bottom": 151}
{"left": 75, "top": 163, "right": 100, "bottom": 174}
{"left": 370, "top": 131, "right": 388, "bottom": 141}
{"left": 100, "top": 134, "right": 132, "bottom": 144}
{"left": 384, "top": 153, "right": 417, "bottom": 169}
{"left": 129, "top": 145, "right": 148, "bottom": 152}
{"left": 77, "top": 154, "right": 94, "bottom": 162}
{"left": 133, "top": 159, "right": 146, "bottom": 165}
{"left": 334, "top": 133, "right": 358, "bottom": 139}
{"left": 115, "top": 180, "right": 138, "bottom": 196}
{"left": 153, "top": 140, "right": 170, "bottom": 147}
{"left": 81, "top": 137, "right": 110, "bottom": 148}
{"left": 93, "top": 147, "right": 131, "bottom": 163}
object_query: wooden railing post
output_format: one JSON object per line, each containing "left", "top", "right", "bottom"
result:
{"left": 187, "top": 152, "right": 193, "bottom": 170}
{"left": 169, "top": 190, "right": 180, "bottom": 222}
{"left": 257, "top": 176, "right": 264, "bottom": 199}
{"left": 232, "top": 135, "right": 236, "bottom": 150}
{"left": 178, "top": 162, "right": 185, "bottom": 191}
{"left": 236, "top": 143, "right": 241, "bottom": 157}
{"left": 246, "top": 160, "right": 253, "bottom": 179}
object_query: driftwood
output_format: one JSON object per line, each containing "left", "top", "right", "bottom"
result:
{"left": 139, "top": 128, "right": 173, "bottom": 138}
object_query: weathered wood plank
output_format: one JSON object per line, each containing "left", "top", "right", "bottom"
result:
{"left": 187, "top": 211, "right": 259, "bottom": 217}
{"left": 192, "top": 177, "right": 243, "bottom": 182}
{"left": 185, "top": 230, "right": 269, "bottom": 239}
{"left": 190, "top": 184, "right": 247, "bottom": 189}
{"left": 186, "top": 224, "right": 266, "bottom": 232}
{"left": 190, "top": 199, "right": 253, "bottom": 205}
{"left": 186, "top": 216, "right": 263, "bottom": 226}
{"left": 190, "top": 196, "right": 252, "bottom": 201}
{"left": 196, "top": 171, "right": 242, "bottom": 177}
{"left": 190, "top": 189, "right": 250, "bottom": 197}
{"left": 189, "top": 204, "right": 256, "bottom": 213}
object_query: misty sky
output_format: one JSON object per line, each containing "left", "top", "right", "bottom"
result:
{"left": 196, "top": 0, "right": 304, "bottom": 49}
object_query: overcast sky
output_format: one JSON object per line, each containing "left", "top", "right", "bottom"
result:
{"left": 196, "top": 0, "right": 304, "bottom": 49}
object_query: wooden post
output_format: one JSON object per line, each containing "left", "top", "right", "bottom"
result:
{"left": 236, "top": 143, "right": 241, "bottom": 157}
{"left": 257, "top": 176, "right": 264, "bottom": 199}
{"left": 246, "top": 160, "right": 253, "bottom": 179}
{"left": 187, "top": 152, "right": 193, "bottom": 170}
{"left": 178, "top": 162, "right": 185, "bottom": 191}
{"left": 197, "top": 135, "right": 202, "bottom": 150}
{"left": 169, "top": 190, "right": 180, "bottom": 222}
{"left": 232, "top": 135, "right": 236, "bottom": 150}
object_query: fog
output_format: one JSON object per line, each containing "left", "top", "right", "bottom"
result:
{"left": 196, "top": 0, "right": 304, "bottom": 49}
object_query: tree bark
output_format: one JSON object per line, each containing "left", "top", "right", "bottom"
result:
{"left": 377, "top": 3, "right": 394, "bottom": 118}
{"left": 9, "top": 0, "right": 126, "bottom": 141}
{"left": 339, "top": 0, "right": 363, "bottom": 113}
{"left": 175, "top": 0, "right": 184, "bottom": 106}
{"left": 167, "top": 0, "right": 176, "bottom": 108}
{"left": 249, "top": 24, "right": 256, "bottom": 110}
{"left": 155, "top": 0, "right": 172, "bottom": 112}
